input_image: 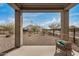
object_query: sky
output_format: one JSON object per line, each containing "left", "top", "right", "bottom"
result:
{"left": 0, "top": 3, "right": 79, "bottom": 29}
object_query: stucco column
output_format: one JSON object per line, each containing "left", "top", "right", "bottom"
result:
{"left": 61, "top": 10, "right": 69, "bottom": 41}
{"left": 20, "top": 12, "right": 23, "bottom": 46}
{"left": 15, "top": 10, "right": 23, "bottom": 48}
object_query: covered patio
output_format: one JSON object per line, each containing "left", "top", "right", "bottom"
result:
{"left": 1, "top": 3, "right": 79, "bottom": 56}
{"left": 9, "top": 3, "right": 76, "bottom": 47}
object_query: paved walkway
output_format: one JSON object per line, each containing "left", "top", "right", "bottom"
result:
{"left": 5, "top": 46, "right": 79, "bottom": 56}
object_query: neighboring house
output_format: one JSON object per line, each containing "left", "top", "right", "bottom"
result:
{"left": 23, "top": 24, "right": 42, "bottom": 33}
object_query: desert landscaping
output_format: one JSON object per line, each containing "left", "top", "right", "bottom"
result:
{"left": 0, "top": 3, "right": 79, "bottom": 56}
{"left": 0, "top": 23, "right": 79, "bottom": 54}
{"left": 0, "top": 23, "right": 79, "bottom": 55}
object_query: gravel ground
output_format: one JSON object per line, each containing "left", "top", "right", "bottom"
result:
{"left": 0, "top": 35, "right": 15, "bottom": 53}
{"left": 23, "top": 32, "right": 59, "bottom": 45}
{"left": 0, "top": 32, "right": 79, "bottom": 54}
{"left": 23, "top": 32, "right": 79, "bottom": 53}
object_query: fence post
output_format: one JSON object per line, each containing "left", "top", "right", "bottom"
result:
{"left": 53, "top": 29, "right": 54, "bottom": 36}
{"left": 73, "top": 27, "right": 75, "bottom": 43}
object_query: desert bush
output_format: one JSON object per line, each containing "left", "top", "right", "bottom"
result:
{"left": 30, "top": 25, "right": 39, "bottom": 34}
{"left": 0, "top": 23, "right": 15, "bottom": 35}
{"left": 41, "top": 29, "right": 47, "bottom": 36}
{"left": 47, "top": 31, "right": 53, "bottom": 35}
{"left": 49, "top": 22, "right": 61, "bottom": 36}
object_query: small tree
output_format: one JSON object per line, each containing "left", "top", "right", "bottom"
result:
{"left": 49, "top": 22, "right": 61, "bottom": 36}
{"left": 30, "top": 25, "right": 40, "bottom": 34}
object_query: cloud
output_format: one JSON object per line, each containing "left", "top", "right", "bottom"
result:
{"left": 23, "top": 18, "right": 31, "bottom": 27}
{"left": 23, "top": 13, "right": 44, "bottom": 18}
{"left": 69, "top": 13, "right": 79, "bottom": 16}
{"left": 23, "top": 22, "right": 30, "bottom": 27}
{"left": 39, "top": 17, "right": 60, "bottom": 29}
{"left": 22, "top": 13, "right": 61, "bottom": 29}
{"left": 69, "top": 21, "right": 79, "bottom": 27}
{"left": 0, "top": 20, "right": 6, "bottom": 25}
{"left": 0, "top": 17, "right": 15, "bottom": 25}
{"left": 23, "top": 14, "right": 61, "bottom": 29}
{"left": 69, "top": 13, "right": 79, "bottom": 27}
{"left": 41, "top": 17, "right": 60, "bottom": 26}
{"left": 8, "top": 17, "right": 15, "bottom": 24}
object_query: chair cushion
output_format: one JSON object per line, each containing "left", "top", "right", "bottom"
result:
{"left": 57, "top": 40, "right": 65, "bottom": 46}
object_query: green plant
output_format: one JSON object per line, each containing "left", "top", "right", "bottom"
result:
{"left": 31, "top": 25, "right": 39, "bottom": 34}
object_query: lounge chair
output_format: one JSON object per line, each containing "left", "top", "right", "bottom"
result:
{"left": 55, "top": 40, "right": 72, "bottom": 56}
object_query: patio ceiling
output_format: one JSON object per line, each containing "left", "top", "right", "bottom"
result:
{"left": 9, "top": 3, "right": 76, "bottom": 12}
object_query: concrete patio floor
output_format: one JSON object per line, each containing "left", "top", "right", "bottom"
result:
{"left": 4, "top": 46, "right": 79, "bottom": 56}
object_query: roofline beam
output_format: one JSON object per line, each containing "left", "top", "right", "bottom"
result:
{"left": 22, "top": 10, "right": 63, "bottom": 13}
{"left": 21, "top": 7, "right": 63, "bottom": 10}
{"left": 64, "top": 3, "right": 77, "bottom": 10}
{"left": 8, "top": 3, "right": 20, "bottom": 11}
{"left": 20, "top": 7, "right": 64, "bottom": 12}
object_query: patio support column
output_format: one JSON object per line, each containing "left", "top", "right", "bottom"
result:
{"left": 61, "top": 10, "right": 69, "bottom": 41}
{"left": 15, "top": 10, "right": 23, "bottom": 48}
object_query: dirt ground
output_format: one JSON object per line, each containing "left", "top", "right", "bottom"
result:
{"left": 0, "top": 32, "right": 79, "bottom": 53}
{"left": 0, "top": 35, "right": 15, "bottom": 53}
{"left": 23, "top": 32, "right": 79, "bottom": 53}
{"left": 23, "top": 32, "right": 60, "bottom": 45}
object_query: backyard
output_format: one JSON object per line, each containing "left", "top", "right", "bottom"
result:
{"left": 0, "top": 3, "right": 79, "bottom": 56}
